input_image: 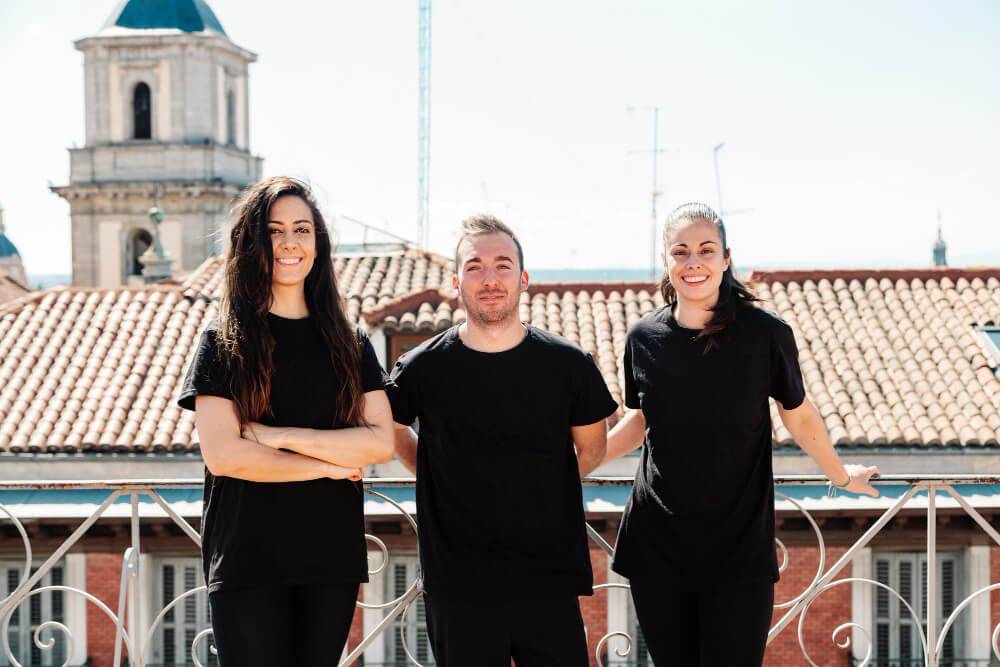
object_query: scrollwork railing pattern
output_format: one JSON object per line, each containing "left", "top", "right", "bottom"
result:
{"left": 1, "top": 475, "right": 999, "bottom": 666}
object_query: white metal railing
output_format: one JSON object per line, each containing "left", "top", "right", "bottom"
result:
{"left": 0, "top": 475, "right": 998, "bottom": 666}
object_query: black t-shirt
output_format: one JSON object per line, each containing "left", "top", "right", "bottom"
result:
{"left": 387, "top": 325, "right": 619, "bottom": 600}
{"left": 177, "top": 314, "right": 387, "bottom": 593}
{"left": 611, "top": 305, "right": 805, "bottom": 591}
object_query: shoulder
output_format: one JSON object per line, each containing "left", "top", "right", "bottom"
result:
{"left": 354, "top": 325, "right": 373, "bottom": 346}
{"left": 625, "top": 305, "right": 669, "bottom": 343}
{"left": 736, "top": 305, "right": 796, "bottom": 341}
{"left": 393, "top": 326, "right": 460, "bottom": 370}
{"left": 526, "top": 326, "right": 594, "bottom": 363}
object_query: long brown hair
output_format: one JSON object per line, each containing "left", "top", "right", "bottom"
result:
{"left": 658, "top": 203, "right": 759, "bottom": 352}
{"left": 217, "top": 176, "right": 368, "bottom": 427}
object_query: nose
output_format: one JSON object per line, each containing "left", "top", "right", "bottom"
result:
{"left": 278, "top": 231, "right": 298, "bottom": 249}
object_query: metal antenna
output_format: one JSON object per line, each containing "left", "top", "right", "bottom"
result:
{"left": 417, "top": 0, "right": 432, "bottom": 248}
{"left": 627, "top": 106, "right": 668, "bottom": 279}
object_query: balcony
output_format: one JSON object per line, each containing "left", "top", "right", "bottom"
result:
{"left": 1, "top": 475, "right": 999, "bottom": 666}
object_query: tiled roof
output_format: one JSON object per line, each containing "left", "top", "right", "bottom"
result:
{"left": 0, "top": 259, "right": 997, "bottom": 453}
{"left": 755, "top": 270, "right": 1000, "bottom": 448}
{"left": 0, "top": 287, "right": 210, "bottom": 452}
{"left": 0, "top": 269, "right": 31, "bottom": 305}
{"left": 0, "top": 247, "right": 454, "bottom": 453}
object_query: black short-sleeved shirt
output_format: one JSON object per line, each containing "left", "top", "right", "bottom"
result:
{"left": 386, "top": 325, "right": 619, "bottom": 600}
{"left": 611, "top": 305, "right": 805, "bottom": 591}
{"left": 177, "top": 314, "right": 387, "bottom": 593}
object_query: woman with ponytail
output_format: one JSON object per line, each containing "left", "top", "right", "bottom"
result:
{"left": 604, "top": 203, "right": 880, "bottom": 665}
{"left": 177, "top": 176, "right": 393, "bottom": 666}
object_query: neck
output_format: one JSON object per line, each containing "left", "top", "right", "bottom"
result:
{"left": 459, "top": 317, "right": 527, "bottom": 352}
{"left": 673, "top": 295, "right": 716, "bottom": 330}
{"left": 269, "top": 282, "right": 309, "bottom": 319}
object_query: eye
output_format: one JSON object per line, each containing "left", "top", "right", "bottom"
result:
{"left": 269, "top": 227, "right": 282, "bottom": 236}
{"left": 296, "top": 226, "right": 311, "bottom": 234}
{"left": 701, "top": 248, "right": 715, "bottom": 255}
{"left": 497, "top": 264, "right": 512, "bottom": 270}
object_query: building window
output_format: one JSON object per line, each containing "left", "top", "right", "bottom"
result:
{"left": 873, "top": 551, "right": 962, "bottom": 666}
{"left": 226, "top": 90, "right": 236, "bottom": 146}
{"left": 127, "top": 227, "right": 154, "bottom": 277}
{"left": 133, "top": 82, "right": 152, "bottom": 140}
{"left": 979, "top": 326, "right": 1000, "bottom": 366}
{"left": 152, "top": 558, "right": 216, "bottom": 666}
{"left": 384, "top": 556, "right": 432, "bottom": 666}
{"left": 0, "top": 562, "right": 67, "bottom": 666}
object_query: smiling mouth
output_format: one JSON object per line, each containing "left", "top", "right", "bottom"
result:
{"left": 681, "top": 275, "right": 708, "bottom": 285}
{"left": 276, "top": 258, "right": 303, "bottom": 266}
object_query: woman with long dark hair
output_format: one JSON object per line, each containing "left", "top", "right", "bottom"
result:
{"left": 604, "top": 203, "right": 880, "bottom": 665}
{"left": 178, "top": 176, "right": 393, "bottom": 666}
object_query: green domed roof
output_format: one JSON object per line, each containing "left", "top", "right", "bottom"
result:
{"left": 103, "top": 0, "right": 227, "bottom": 36}
{"left": 0, "top": 234, "right": 19, "bottom": 259}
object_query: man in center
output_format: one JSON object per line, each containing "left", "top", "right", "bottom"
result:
{"left": 388, "top": 215, "right": 618, "bottom": 666}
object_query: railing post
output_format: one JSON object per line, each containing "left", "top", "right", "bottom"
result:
{"left": 926, "top": 483, "right": 938, "bottom": 667}
{"left": 130, "top": 493, "right": 143, "bottom": 667}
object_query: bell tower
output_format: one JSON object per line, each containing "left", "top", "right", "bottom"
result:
{"left": 52, "top": 0, "right": 263, "bottom": 286}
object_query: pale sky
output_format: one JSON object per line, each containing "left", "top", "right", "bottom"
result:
{"left": 1, "top": 0, "right": 998, "bottom": 279}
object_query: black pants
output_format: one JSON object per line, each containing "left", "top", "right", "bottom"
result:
{"left": 629, "top": 578, "right": 773, "bottom": 666}
{"left": 208, "top": 582, "right": 359, "bottom": 666}
{"left": 424, "top": 593, "right": 589, "bottom": 666}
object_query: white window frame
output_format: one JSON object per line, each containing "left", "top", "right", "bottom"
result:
{"left": 870, "top": 550, "right": 964, "bottom": 665}
{"left": 0, "top": 560, "right": 73, "bottom": 666}
{"left": 150, "top": 557, "right": 214, "bottom": 666}
{"left": 381, "top": 554, "right": 432, "bottom": 666}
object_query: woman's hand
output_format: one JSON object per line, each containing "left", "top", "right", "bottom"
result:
{"left": 244, "top": 422, "right": 292, "bottom": 450}
{"left": 326, "top": 464, "right": 363, "bottom": 481}
{"left": 840, "top": 464, "right": 881, "bottom": 497}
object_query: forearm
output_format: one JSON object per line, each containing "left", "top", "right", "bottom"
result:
{"left": 784, "top": 406, "right": 848, "bottom": 482}
{"left": 394, "top": 426, "right": 419, "bottom": 474}
{"left": 604, "top": 409, "right": 646, "bottom": 463}
{"left": 207, "top": 436, "right": 344, "bottom": 483}
{"left": 281, "top": 424, "right": 393, "bottom": 467}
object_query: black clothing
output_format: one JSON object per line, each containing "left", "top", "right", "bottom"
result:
{"left": 208, "top": 582, "right": 360, "bottom": 666}
{"left": 386, "top": 325, "right": 618, "bottom": 601}
{"left": 629, "top": 577, "right": 774, "bottom": 666}
{"left": 177, "top": 315, "right": 387, "bottom": 593}
{"left": 424, "top": 593, "right": 589, "bottom": 666}
{"left": 612, "top": 305, "right": 805, "bottom": 591}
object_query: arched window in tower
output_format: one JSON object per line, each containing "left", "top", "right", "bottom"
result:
{"left": 226, "top": 89, "right": 236, "bottom": 146}
{"left": 127, "top": 227, "right": 154, "bottom": 276}
{"left": 133, "top": 82, "right": 152, "bottom": 140}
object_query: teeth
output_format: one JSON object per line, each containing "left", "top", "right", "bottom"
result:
{"left": 683, "top": 276, "right": 707, "bottom": 284}
{"left": 277, "top": 258, "right": 301, "bottom": 265}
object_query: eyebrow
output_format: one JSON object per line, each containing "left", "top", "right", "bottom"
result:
{"left": 464, "top": 255, "right": 516, "bottom": 264}
{"left": 671, "top": 240, "right": 719, "bottom": 247}
{"left": 268, "top": 219, "right": 314, "bottom": 226}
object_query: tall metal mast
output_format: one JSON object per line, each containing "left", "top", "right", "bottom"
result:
{"left": 417, "top": 0, "right": 432, "bottom": 248}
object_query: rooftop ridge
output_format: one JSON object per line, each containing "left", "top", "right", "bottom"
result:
{"left": 748, "top": 267, "right": 1000, "bottom": 284}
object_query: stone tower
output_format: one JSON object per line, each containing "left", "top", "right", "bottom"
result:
{"left": 51, "top": 0, "right": 262, "bottom": 287}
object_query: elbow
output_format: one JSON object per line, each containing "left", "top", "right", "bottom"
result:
{"left": 199, "top": 438, "right": 236, "bottom": 478}
{"left": 371, "top": 427, "right": 395, "bottom": 464}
